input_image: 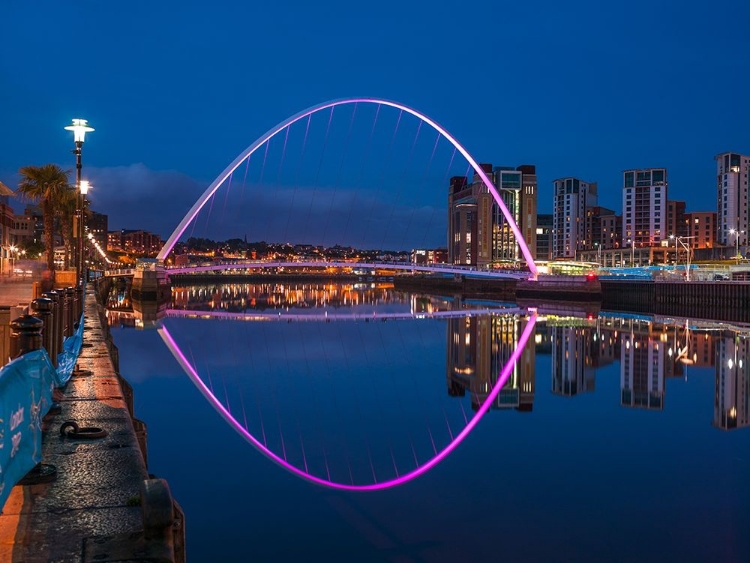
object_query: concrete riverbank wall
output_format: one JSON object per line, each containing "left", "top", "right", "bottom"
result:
{"left": 393, "top": 275, "right": 517, "bottom": 299}
{"left": 0, "top": 285, "right": 185, "bottom": 562}
{"left": 600, "top": 280, "right": 750, "bottom": 323}
{"left": 395, "top": 275, "right": 750, "bottom": 323}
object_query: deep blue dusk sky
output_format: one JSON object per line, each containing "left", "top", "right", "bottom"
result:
{"left": 2, "top": 0, "right": 749, "bottom": 245}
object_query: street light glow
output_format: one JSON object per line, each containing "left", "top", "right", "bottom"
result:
{"left": 80, "top": 180, "right": 91, "bottom": 195}
{"left": 64, "top": 118, "right": 95, "bottom": 143}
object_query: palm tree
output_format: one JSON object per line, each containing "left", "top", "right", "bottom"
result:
{"left": 16, "top": 164, "right": 71, "bottom": 273}
{"left": 57, "top": 189, "right": 78, "bottom": 270}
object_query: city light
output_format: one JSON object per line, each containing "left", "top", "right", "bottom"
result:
{"left": 64, "top": 118, "right": 94, "bottom": 143}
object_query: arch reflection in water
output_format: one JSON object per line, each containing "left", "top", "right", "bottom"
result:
{"left": 157, "top": 311, "right": 537, "bottom": 491}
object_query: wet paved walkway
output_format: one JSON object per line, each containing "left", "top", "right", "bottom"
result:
{"left": 0, "top": 286, "right": 149, "bottom": 562}
{"left": 0, "top": 279, "right": 35, "bottom": 306}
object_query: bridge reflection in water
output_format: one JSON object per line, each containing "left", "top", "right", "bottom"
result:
{"left": 152, "top": 281, "right": 536, "bottom": 490}
{"left": 106, "top": 281, "right": 750, "bottom": 439}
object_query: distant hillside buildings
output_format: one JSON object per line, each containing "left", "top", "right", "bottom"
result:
{"left": 107, "top": 229, "right": 162, "bottom": 254}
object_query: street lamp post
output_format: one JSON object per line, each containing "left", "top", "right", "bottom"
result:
{"left": 64, "top": 118, "right": 94, "bottom": 287}
{"left": 669, "top": 234, "right": 677, "bottom": 271}
{"left": 79, "top": 180, "right": 90, "bottom": 282}
{"left": 729, "top": 228, "right": 744, "bottom": 264}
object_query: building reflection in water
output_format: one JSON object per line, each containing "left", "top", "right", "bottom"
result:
{"left": 715, "top": 333, "right": 749, "bottom": 430}
{"left": 549, "top": 322, "right": 599, "bottom": 397}
{"left": 621, "top": 327, "right": 665, "bottom": 410}
{"left": 446, "top": 315, "right": 535, "bottom": 412}
{"left": 171, "top": 282, "right": 411, "bottom": 312}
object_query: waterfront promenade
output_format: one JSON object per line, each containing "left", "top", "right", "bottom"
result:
{"left": 0, "top": 278, "right": 35, "bottom": 307}
{"left": 0, "top": 285, "right": 182, "bottom": 562}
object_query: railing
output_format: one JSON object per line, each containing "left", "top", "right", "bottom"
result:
{"left": 104, "top": 260, "right": 534, "bottom": 279}
{"left": 161, "top": 260, "right": 530, "bottom": 279}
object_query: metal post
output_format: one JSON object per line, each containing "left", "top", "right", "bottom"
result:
{"left": 43, "top": 291, "right": 61, "bottom": 363}
{"left": 30, "top": 298, "right": 55, "bottom": 365}
{"left": 9, "top": 315, "right": 43, "bottom": 359}
{"left": 74, "top": 141, "right": 83, "bottom": 287}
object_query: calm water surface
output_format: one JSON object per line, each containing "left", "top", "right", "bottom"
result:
{"left": 107, "top": 282, "right": 750, "bottom": 562}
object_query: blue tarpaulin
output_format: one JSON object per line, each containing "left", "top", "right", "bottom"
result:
{"left": 56, "top": 314, "right": 84, "bottom": 387}
{"left": 0, "top": 350, "right": 56, "bottom": 510}
{"left": 0, "top": 314, "right": 85, "bottom": 511}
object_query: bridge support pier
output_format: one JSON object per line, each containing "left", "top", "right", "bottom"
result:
{"left": 132, "top": 267, "right": 170, "bottom": 301}
{"left": 132, "top": 264, "right": 171, "bottom": 326}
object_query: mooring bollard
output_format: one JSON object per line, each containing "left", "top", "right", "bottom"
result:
{"left": 9, "top": 314, "right": 43, "bottom": 359}
{"left": 30, "top": 298, "right": 55, "bottom": 367}
{"left": 141, "top": 479, "right": 174, "bottom": 537}
{"left": 9, "top": 313, "right": 59, "bottom": 487}
{"left": 43, "top": 291, "right": 62, "bottom": 363}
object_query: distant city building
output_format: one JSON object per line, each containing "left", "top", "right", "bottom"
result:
{"left": 448, "top": 164, "right": 537, "bottom": 266}
{"left": 12, "top": 215, "right": 35, "bottom": 245}
{"left": 108, "top": 229, "right": 162, "bottom": 254}
{"left": 599, "top": 213, "right": 622, "bottom": 249}
{"left": 107, "top": 231, "right": 120, "bottom": 251}
{"left": 535, "top": 214, "right": 552, "bottom": 261}
{"left": 0, "top": 183, "right": 15, "bottom": 274}
{"left": 715, "top": 152, "right": 749, "bottom": 248}
{"left": 585, "top": 205, "right": 615, "bottom": 251}
{"left": 685, "top": 212, "right": 717, "bottom": 249}
{"left": 173, "top": 254, "right": 190, "bottom": 268}
{"left": 88, "top": 212, "right": 109, "bottom": 251}
{"left": 622, "top": 168, "right": 667, "bottom": 248}
{"left": 666, "top": 200, "right": 687, "bottom": 238}
{"left": 714, "top": 334, "right": 749, "bottom": 430}
{"left": 411, "top": 248, "right": 447, "bottom": 265}
{"left": 23, "top": 204, "right": 45, "bottom": 244}
{"left": 552, "top": 177, "right": 598, "bottom": 259}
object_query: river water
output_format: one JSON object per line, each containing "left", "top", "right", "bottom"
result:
{"left": 107, "top": 282, "right": 750, "bottom": 562}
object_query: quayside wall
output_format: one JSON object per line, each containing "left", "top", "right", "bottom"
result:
{"left": 600, "top": 280, "right": 750, "bottom": 323}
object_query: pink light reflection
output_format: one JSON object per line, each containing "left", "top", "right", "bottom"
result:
{"left": 157, "top": 312, "right": 537, "bottom": 491}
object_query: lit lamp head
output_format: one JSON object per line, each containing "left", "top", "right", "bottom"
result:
{"left": 64, "top": 118, "right": 95, "bottom": 144}
{"left": 80, "top": 180, "right": 91, "bottom": 195}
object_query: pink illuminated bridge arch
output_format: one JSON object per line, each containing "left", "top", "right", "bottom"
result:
{"left": 156, "top": 98, "right": 538, "bottom": 277}
{"left": 157, "top": 312, "right": 537, "bottom": 491}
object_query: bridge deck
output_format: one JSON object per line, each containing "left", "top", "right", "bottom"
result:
{"left": 106, "top": 261, "right": 529, "bottom": 280}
